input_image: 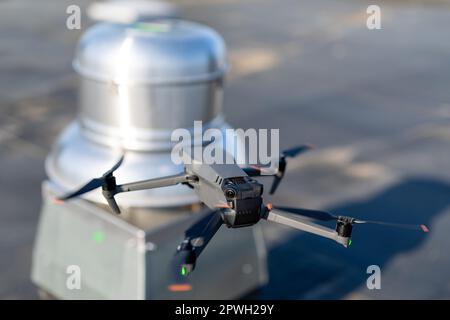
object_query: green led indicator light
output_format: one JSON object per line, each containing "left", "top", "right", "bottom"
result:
{"left": 93, "top": 231, "right": 104, "bottom": 243}
{"left": 348, "top": 239, "right": 352, "bottom": 247}
{"left": 181, "top": 266, "right": 187, "bottom": 276}
{"left": 133, "top": 23, "right": 170, "bottom": 33}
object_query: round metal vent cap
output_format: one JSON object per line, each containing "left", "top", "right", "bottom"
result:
{"left": 87, "top": 0, "right": 180, "bottom": 24}
{"left": 73, "top": 19, "right": 228, "bottom": 85}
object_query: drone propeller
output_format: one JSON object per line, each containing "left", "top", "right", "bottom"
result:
{"left": 102, "top": 154, "right": 125, "bottom": 177}
{"left": 282, "top": 145, "right": 314, "bottom": 158}
{"left": 56, "top": 178, "right": 105, "bottom": 202}
{"left": 272, "top": 205, "right": 429, "bottom": 233}
{"left": 352, "top": 219, "right": 430, "bottom": 232}
{"left": 270, "top": 145, "right": 313, "bottom": 194}
{"left": 55, "top": 154, "right": 125, "bottom": 213}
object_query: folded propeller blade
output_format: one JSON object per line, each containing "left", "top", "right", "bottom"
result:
{"left": 269, "top": 177, "right": 283, "bottom": 195}
{"left": 353, "top": 219, "right": 429, "bottom": 233}
{"left": 282, "top": 145, "right": 314, "bottom": 158}
{"left": 103, "top": 154, "right": 125, "bottom": 177}
{"left": 55, "top": 154, "right": 125, "bottom": 205}
{"left": 269, "top": 145, "right": 314, "bottom": 195}
{"left": 57, "top": 178, "right": 104, "bottom": 201}
{"left": 272, "top": 205, "right": 429, "bottom": 233}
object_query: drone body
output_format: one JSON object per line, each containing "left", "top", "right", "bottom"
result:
{"left": 182, "top": 149, "right": 264, "bottom": 228}
{"left": 57, "top": 145, "right": 428, "bottom": 290}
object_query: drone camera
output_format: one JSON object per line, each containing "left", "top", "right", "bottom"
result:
{"left": 224, "top": 187, "right": 237, "bottom": 199}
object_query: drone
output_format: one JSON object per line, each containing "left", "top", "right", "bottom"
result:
{"left": 56, "top": 145, "right": 429, "bottom": 292}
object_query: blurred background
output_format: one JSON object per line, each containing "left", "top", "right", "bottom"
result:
{"left": 1, "top": 0, "right": 450, "bottom": 299}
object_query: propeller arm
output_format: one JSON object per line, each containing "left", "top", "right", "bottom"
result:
{"left": 115, "top": 173, "right": 197, "bottom": 194}
{"left": 101, "top": 173, "right": 197, "bottom": 214}
{"left": 261, "top": 206, "right": 350, "bottom": 247}
{"left": 174, "top": 211, "right": 223, "bottom": 277}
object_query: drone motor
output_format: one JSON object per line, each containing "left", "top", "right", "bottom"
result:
{"left": 335, "top": 217, "right": 354, "bottom": 238}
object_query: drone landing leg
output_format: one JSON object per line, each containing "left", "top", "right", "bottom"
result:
{"left": 261, "top": 208, "right": 350, "bottom": 247}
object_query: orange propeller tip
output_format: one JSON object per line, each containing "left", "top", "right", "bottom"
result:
{"left": 52, "top": 198, "right": 65, "bottom": 205}
{"left": 167, "top": 284, "right": 193, "bottom": 292}
{"left": 420, "top": 224, "right": 429, "bottom": 233}
{"left": 215, "top": 202, "right": 231, "bottom": 209}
